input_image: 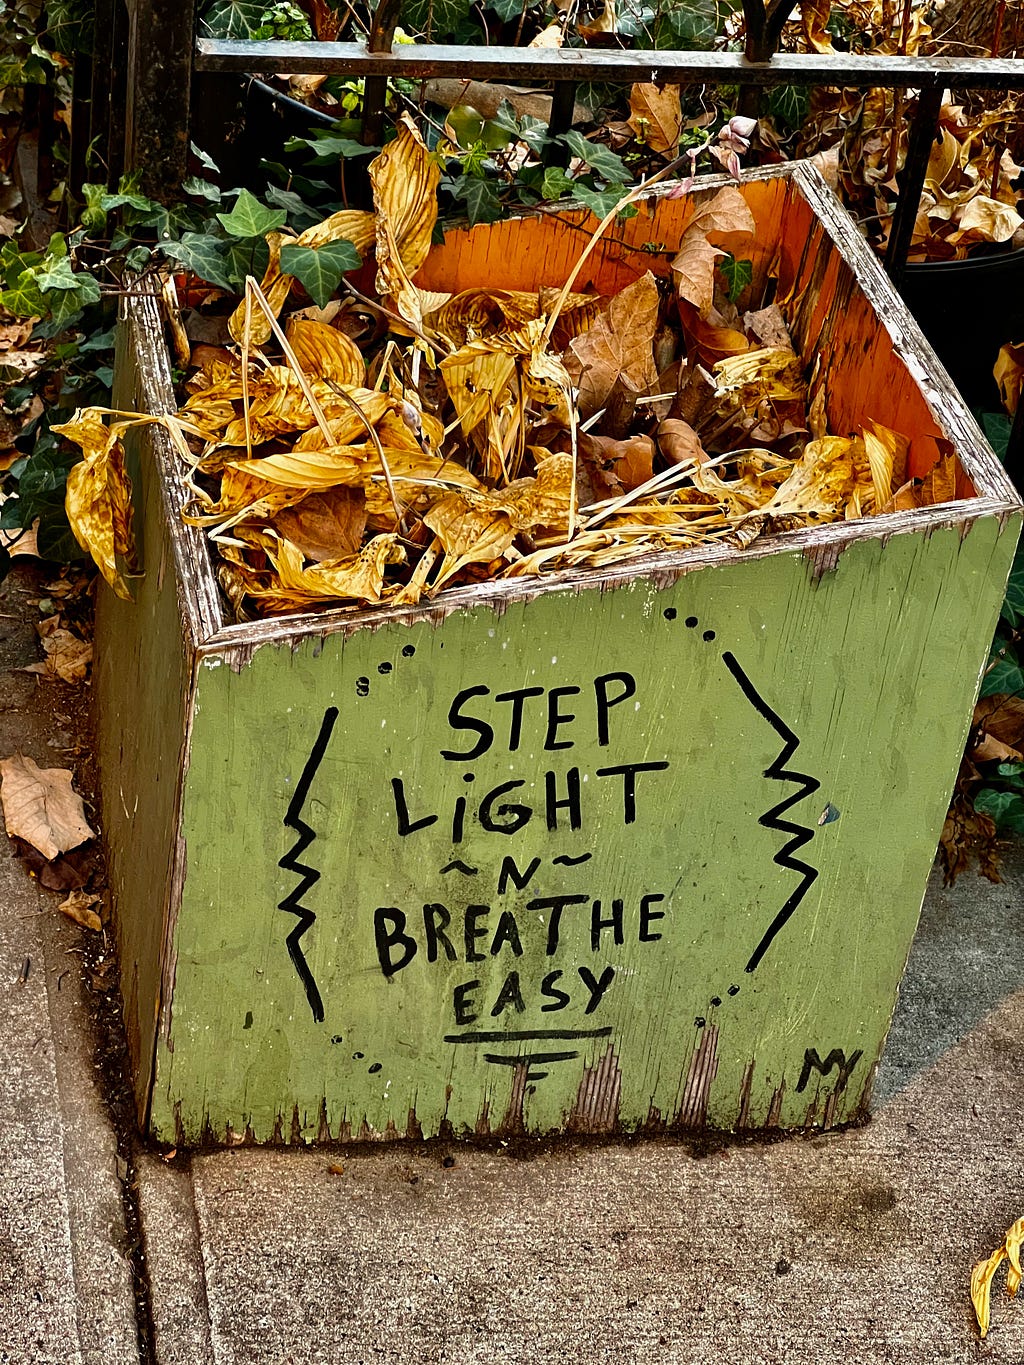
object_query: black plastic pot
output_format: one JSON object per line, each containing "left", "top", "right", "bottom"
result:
{"left": 900, "top": 247, "right": 1024, "bottom": 415}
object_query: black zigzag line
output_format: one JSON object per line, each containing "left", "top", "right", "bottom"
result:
{"left": 722, "top": 652, "right": 821, "bottom": 974}
{"left": 278, "top": 706, "right": 339, "bottom": 1023}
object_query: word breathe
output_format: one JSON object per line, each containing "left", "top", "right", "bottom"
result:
{"left": 374, "top": 894, "right": 667, "bottom": 1023}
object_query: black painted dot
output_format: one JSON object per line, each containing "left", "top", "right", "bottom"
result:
{"left": 355, "top": 677, "right": 370, "bottom": 697}
{"left": 352, "top": 1051, "right": 364, "bottom": 1059}
{"left": 727, "top": 985, "right": 740, "bottom": 997}
{"left": 331, "top": 1035, "right": 344, "bottom": 1044}
{"left": 368, "top": 1062, "right": 382, "bottom": 1074}
{"left": 685, "top": 616, "right": 698, "bottom": 628}
{"left": 710, "top": 996, "right": 722, "bottom": 1007}
{"left": 663, "top": 607, "right": 677, "bottom": 620}
{"left": 378, "top": 661, "right": 393, "bottom": 675}
{"left": 703, "top": 630, "right": 716, "bottom": 643}
{"left": 243, "top": 1011, "right": 253, "bottom": 1030}
{"left": 463, "top": 772, "right": 475, "bottom": 783}
{"left": 402, "top": 645, "right": 416, "bottom": 657}
{"left": 694, "top": 1016, "right": 706, "bottom": 1028}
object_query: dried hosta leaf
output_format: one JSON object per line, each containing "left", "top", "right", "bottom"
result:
{"left": 271, "top": 487, "right": 368, "bottom": 561}
{"left": 187, "top": 466, "right": 300, "bottom": 524}
{"left": 975, "top": 694, "right": 1024, "bottom": 751}
{"left": 58, "top": 889, "right": 102, "bottom": 932}
{"left": 565, "top": 272, "right": 660, "bottom": 417}
{"left": 440, "top": 342, "right": 519, "bottom": 438}
{"left": 425, "top": 453, "right": 572, "bottom": 578}
{"left": 230, "top": 443, "right": 375, "bottom": 492}
{"left": 53, "top": 409, "right": 136, "bottom": 601}
{"left": 370, "top": 114, "right": 441, "bottom": 324}
{"left": 627, "top": 84, "right": 682, "bottom": 155}
{"left": 285, "top": 318, "right": 366, "bottom": 388}
{"left": 0, "top": 755, "right": 95, "bottom": 861}
{"left": 671, "top": 187, "right": 755, "bottom": 318}
{"left": 228, "top": 232, "right": 293, "bottom": 346}
{"left": 297, "top": 208, "right": 376, "bottom": 254}
{"left": 264, "top": 531, "right": 406, "bottom": 607}
{"left": 972, "top": 1245, "right": 1008, "bottom": 1338}
{"left": 741, "top": 436, "right": 856, "bottom": 527}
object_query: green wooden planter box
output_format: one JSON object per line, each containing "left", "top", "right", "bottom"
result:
{"left": 98, "top": 164, "right": 1022, "bottom": 1145}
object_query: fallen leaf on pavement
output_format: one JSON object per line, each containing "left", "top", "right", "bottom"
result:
{"left": 0, "top": 755, "right": 95, "bottom": 861}
{"left": 58, "top": 889, "right": 102, "bottom": 932}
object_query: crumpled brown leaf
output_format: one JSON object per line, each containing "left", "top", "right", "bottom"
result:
{"left": 270, "top": 487, "right": 368, "bottom": 562}
{"left": 0, "top": 755, "right": 95, "bottom": 861}
{"left": 671, "top": 186, "right": 756, "bottom": 318}
{"left": 24, "top": 615, "right": 93, "bottom": 683}
{"left": 565, "top": 272, "right": 660, "bottom": 417}
{"left": 58, "top": 889, "right": 103, "bottom": 932}
{"left": 627, "top": 84, "right": 682, "bottom": 155}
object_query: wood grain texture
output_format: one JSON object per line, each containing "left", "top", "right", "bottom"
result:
{"left": 106, "top": 168, "right": 1022, "bottom": 1143}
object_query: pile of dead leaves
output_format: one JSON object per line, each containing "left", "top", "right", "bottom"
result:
{"left": 801, "top": 91, "right": 1024, "bottom": 262}
{"left": 941, "top": 689, "right": 1024, "bottom": 882}
{"left": 58, "top": 119, "right": 962, "bottom": 618}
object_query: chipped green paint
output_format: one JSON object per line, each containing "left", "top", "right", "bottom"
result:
{"left": 147, "top": 517, "right": 1020, "bottom": 1143}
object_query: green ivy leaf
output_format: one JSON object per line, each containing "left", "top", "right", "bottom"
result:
{"left": 768, "top": 84, "right": 810, "bottom": 133}
{"left": 573, "top": 182, "right": 638, "bottom": 220}
{"left": 33, "top": 256, "right": 82, "bottom": 292}
{"left": 284, "top": 132, "right": 376, "bottom": 165}
{"left": 160, "top": 233, "right": 235, "bottom": 292}
{"left": 562, "top": 131, "right": 629, "bottom": 184}
{"left": 216, "top": 188, "right": 288, "bottom": 239}
{"left": 279, "top": 239, "right": 362, "bottom": 307}
{"left": 100, "top": 190, "right": 161, "bottom": 214}
{"left": 223, "top": 236, "right": 272, "bottom": 291}
{"left": 996, "top": 761, "right": 1024, "bottom": 780}
{"left": 485, "top": 0, "right": 537, "bottom": 19}
{"left": 265, "top": 185, "right": 322, "bottom": 228}
{"left": 1002, "top": 541, "right": 1024, "bottom": 627}
{"left": 0, "top": 275, "right": 48, "bottom": 318}
{"left": 400, "top": 0, "right": 471, "bottom": 39}
{"left": 182, "top": 176, "right": 222, "bottom": 203}
{"left": 980, "top": 409, "right": 1011, "bottom": 459}
{"left": 191, "top": 142, "right": 220, "bottom": 174}
{"left": 654, "top": 0, "right": 720, "bottom": 49}
{"left": 719, "top": 253, "right": 752, "bottom": 303}
{"left": 974, "top": 787, "right": 1024, "bottom": 834}
{"left": 980, "top": 653, "right": 1024, "bottom": 699}
{"left": 199, "top": 0, "right": 273, "bottom": 38}
{"left": 541, "top": 166, "right": 576, "bottom": 202}
{"left": 449, "top": 176, "right": 503, "bottom": 226}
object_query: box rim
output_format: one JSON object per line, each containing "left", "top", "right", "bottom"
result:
{"left": 122, "top": 166, "right": 1023, "bottom": 650}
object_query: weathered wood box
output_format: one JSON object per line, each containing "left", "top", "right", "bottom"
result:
{"left": 98, "top": 164, "right": 1021, "bottom": 1145}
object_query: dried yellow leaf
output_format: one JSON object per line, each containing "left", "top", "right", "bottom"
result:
{"left": 285, "top": 318, "right": 366, "bottom": 388}
{"left": 370, "top": 114, "right": 441, "bottom": 326}
{"left": 54, "top": 409, "right": 136, "bottom": 600}
{"left": 297, "top": 208, "right": 376, "bottom": 254}
{"left": 266, "top": 530, "right": 405, "bottom": 605}
{"left": 972, "top": 1245, "right": 1008, "bottom": 1338}
{"left": 228, "top": 233, "right": 292, "bottom": 346}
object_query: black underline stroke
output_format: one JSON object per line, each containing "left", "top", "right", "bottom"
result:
{"left": 445, "top": 1027, "right": 612, "bottom": 1044}
{"left": 277, "top": 706, "right": 339, "bottom": 1023}
{"left": 482, "top": 1050, "right": 582, "bottom": 1066}
{"left": 722, "top": 652, "right": 821, "bottom": 974}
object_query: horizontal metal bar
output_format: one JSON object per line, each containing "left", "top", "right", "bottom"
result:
{"left": 196, "top": 39, "right": 1024, "bottom": 89}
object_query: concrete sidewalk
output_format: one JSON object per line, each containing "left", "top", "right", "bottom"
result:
{"left": 2, "top": 560, "right": 1023, "bottom": 1365}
